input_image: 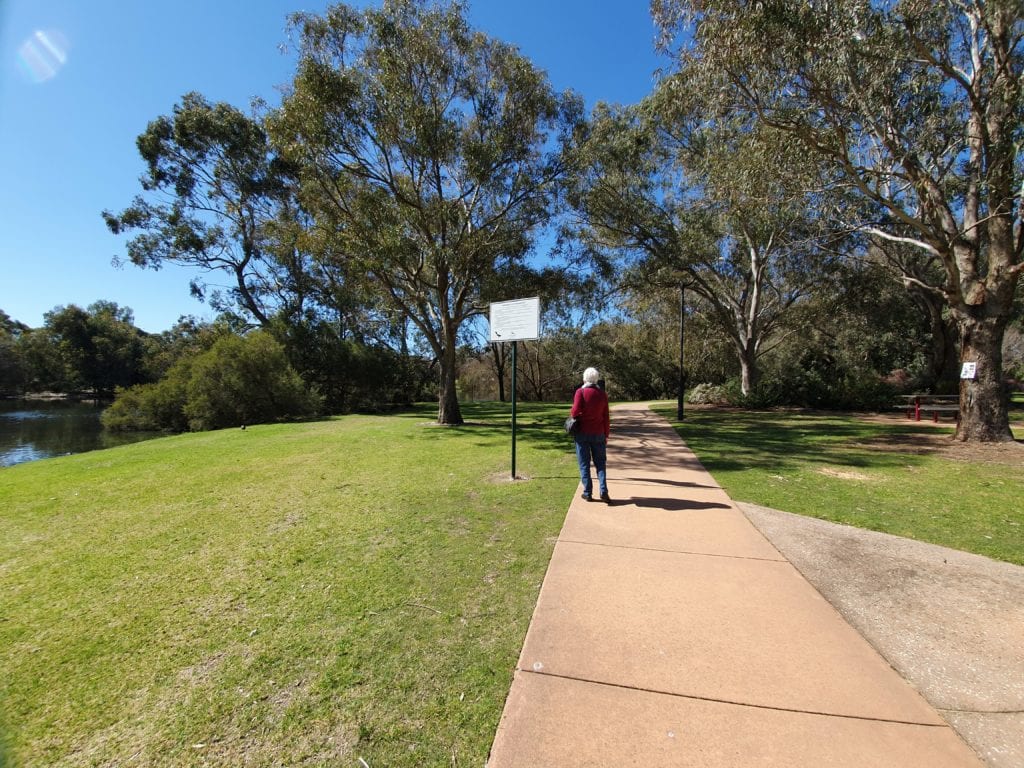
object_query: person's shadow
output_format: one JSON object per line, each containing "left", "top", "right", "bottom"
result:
{"left": 626, "top": 497, "right": 731, "bottom": 512}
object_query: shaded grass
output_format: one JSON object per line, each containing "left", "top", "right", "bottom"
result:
{"left": 653, "top": 406, "right": 1023, "bottom": 566}
{"left": 0, "top": 403, "right": 577, "bottom": 767}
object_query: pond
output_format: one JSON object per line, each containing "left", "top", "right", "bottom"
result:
{"left": 0, "top": 399, "right": 160, "bottom": 468}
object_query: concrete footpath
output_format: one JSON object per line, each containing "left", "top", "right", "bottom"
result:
{"left": 740, "top": 503, "right": 1024, "bottom": 768}
{"left": 486, "top": 403, "right": 984, "bottom": 767}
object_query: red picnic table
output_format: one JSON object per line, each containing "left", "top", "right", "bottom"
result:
{"left": 897, "top": 394, "right": 960, "bottom": 422}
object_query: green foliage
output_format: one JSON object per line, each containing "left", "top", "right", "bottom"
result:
{"left": 731, "top": 368, "right": 897, "bottom": 411}
{"left": 271, "top": 0, "right": 582, "bottom": 423}
{"left": 103, "top": 93, "right": 296, "bottom": 327}
{"left": 16, "top": 302, "right": 150, "bottom": 395}
{"left": 654, "top": 0, "right": 1023, "bottom": 439}
{"left": 102, "top": 370, "right": 191, "bottom": 433}
{"left": 567, "top": 92, "right": 845, "bottom": 398}
{"left": 0, "top": 310, "right": 29, "bottom": 396}
{"left": 0, "top": 330, "right": 27, "bottom": 396}
{"left": 104, "top": 332, "right": 319, "bottom": 432}
{"left": 588, "top": 320, "right": 679, "bottom": 400}
{"left": 184, "top": 332, "right": 320, "bottom": 430}
{"left": 271, "top": 318, "right": 428, "bottom": 413}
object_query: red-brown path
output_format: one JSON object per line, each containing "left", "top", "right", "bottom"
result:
{"left": 486, "top": 403, "right": 983, "bottom": 768}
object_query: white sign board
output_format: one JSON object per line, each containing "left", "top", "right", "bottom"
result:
{"left": 489, "top": 297, "right": 540, "bottom": 342}
{"left": 960, "top": 362, "right": 977, "bottom": 380}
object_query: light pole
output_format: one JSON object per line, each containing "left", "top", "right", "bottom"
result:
{"left": 677, "top": 283, "right": 686, "bottom": 422}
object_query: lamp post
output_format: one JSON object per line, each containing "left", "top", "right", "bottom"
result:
{"left": 677, "top": 283, "right": 686, "bottom": 422}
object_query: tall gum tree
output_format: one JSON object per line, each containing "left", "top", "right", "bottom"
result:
{"left": 103, "top": 93, "right": 303, "bottom": 327}
{"left": 269, "top": 0, "right": 581, "bottom": 425}
{"left": 566, "top": 100, "right": 840, "bottom": 395}
{"left": 654, "top": 0, "right": 1024, "bottom": 441}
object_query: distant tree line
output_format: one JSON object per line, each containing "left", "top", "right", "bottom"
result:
{"left": 6, "top": 0, "right": 1022, "bottom": 441}
{"left": 0, "top": 303, "right": 431, "bottom": 431}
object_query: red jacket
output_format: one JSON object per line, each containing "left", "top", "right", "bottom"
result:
{"left": 571, "top": 384, "right": 610, "bottom": 438}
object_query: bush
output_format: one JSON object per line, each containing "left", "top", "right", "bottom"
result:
{"left": 184, "top": 332, "right": 321, "bottom": 431}
{"left": 681, "top": 370, "right": 897, "bottom": 412}
{"left": 104, "top": 332, "right": 320, "bottom": 432}
{"left": 730, "top": 378, "right": 787, "bottom": 409}
{"left": 722, "top": 370, "right": 896, "bottom": 411}
{"left": 274, "top": 319, "right": 425, "bottom": 414}
{"left": 102, "top": 366, "right": 190, "bottom": 433}
{"left": 102, "top": 386, "right": 162, "bottom": 432}
{"left": 686, "top": 383, "right": 732, "bottom": 405}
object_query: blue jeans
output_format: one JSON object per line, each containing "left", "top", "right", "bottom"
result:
{"left": 574, "top": 432, "right": 607, "bottom": 497}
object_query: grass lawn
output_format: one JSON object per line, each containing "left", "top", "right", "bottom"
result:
{"left": 0, "top": 403, "right": 578, "bottom": 767}
{"left": 654, "top": 405, "right": 1024, "bottom": 566}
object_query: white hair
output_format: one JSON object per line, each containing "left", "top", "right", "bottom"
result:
{"left": 583, "top": 367, "right": 600, "bottom": 385}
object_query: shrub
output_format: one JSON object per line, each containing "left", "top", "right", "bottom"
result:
{"left": 104, "top": 332, "right": 320, "bottom": 432}
{"left": 731, "top": 378, "right": 787, "bottom": 409}
{"left": 102, "top": 353, "right": 193, "bottom": 432}
{"left": 102, "top": 386, "right": 160, "bottom": 432}
{"left": 686, "top": 383, "right": 732, "bottom": 405}
{"left": 184, "top": 332, "right": 321, "bottom": 431}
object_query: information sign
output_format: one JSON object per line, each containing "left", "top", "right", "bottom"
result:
{"left": 489, "top": 297, "right": 540, "bottom": 343}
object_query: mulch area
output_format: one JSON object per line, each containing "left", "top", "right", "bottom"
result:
{"left": 856, "top": 413, "right": 1024, "bottom": 467}
{"left": 679, "top": 403, "right": 1024, "bottom": 467}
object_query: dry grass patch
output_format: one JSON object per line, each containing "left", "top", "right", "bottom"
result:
{"left": 817, "top": 467, "right": 873, "bottom": 481}
{"left": 855, "top": 431, "right": 1024, "bottom": 467}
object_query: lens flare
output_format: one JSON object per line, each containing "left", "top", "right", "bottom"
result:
{"left": 17, "top": 29, "right": 69, "bottom": 83}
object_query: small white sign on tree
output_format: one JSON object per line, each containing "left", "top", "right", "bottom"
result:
{"left": 489, "top": 296, "right": 540, "bottom": 343}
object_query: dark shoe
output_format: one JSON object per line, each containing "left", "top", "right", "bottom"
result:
{"left": 600, "top": 493, "right": 611, "bottom": 504}
{"left": 581, "top": 493, "right": 592, "bottom": 502}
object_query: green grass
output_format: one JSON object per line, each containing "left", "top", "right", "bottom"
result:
{"left": 0, "top": 403, "right": 578, "bottom": 767}
{"left": 654, "top": 406, "right": 1024, "bottom": 566}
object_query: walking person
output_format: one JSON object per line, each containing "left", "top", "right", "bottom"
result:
{"left": 571, "top": 367, "right": 611, "bottom": 503}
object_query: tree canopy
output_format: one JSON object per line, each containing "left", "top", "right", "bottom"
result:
{"left": 653, "top": 0, "right": 1024, "bottom": 440}
{"left": 103, "top": 92, "right": 303, "bottom": 327}
{"left": 89, "top": 1, "right": 1024, "bottom": 441}
{"left": 566, "top": 96, "right": 843, "bottom": 395}
{"left": 269, "top": 0, "right": 583, "bottom": 424}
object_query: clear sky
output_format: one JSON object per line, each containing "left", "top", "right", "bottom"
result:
{"left": 1, "top": 0, "right": 664, "bottom": 333}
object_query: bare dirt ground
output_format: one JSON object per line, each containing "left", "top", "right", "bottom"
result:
{"left": 856, "top": 412, "right": 1024, "bottom": 468}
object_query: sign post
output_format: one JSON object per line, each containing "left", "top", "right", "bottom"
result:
{"left": 677, "top": 284, "right": 686, "bottom": 422}
{"left": 489, "top": 297, "right": 540, "bottom": 480}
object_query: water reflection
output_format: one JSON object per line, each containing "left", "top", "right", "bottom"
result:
{"left": 0, "top": 400, "right": 159, "bottom": 468}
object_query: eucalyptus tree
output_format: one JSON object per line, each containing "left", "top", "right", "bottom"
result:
{"left": 0, "top": 310, "right": 28, "bottom": 395}
{"left": 32, "top": 302, "right": 148, "bottom": 396}
{"left": 653, "top": 0, "right": 1023, "bottom": 441}
{"left": 103, "top": 92, "right": 310, "bottom": 328}
{"left": 866, "top": 237, "right": 962, "bottom": 389}
{"left": 567, "top": 99, "right": 841, "bottom": 396}
{"left": 269, "top": 0, "right": 582, "bottom": 424}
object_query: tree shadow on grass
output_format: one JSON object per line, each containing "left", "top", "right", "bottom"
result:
{"left": 407, "top": 402, "right": 576, "bottom": 455}
{"left": 652, "top": 406, "right": 940, "bottom": 475}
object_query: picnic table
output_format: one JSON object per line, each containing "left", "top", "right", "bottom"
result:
{"left": 896, "top": 394, "right": 960, "bottom": 422}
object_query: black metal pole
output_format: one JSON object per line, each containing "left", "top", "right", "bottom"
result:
{"left": 677, "top": 284, "right": 686, "bottom": 422}
{"left": 511, "top": 341, "right": 517, "bottom": 480}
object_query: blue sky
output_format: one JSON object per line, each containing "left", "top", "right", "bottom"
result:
{"left": 1, "top": 0, "right": 664, "bottom": 333}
